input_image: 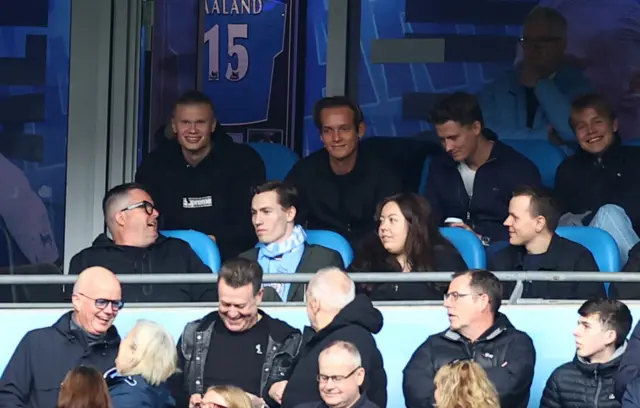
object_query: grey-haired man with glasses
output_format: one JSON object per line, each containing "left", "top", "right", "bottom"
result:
{"left": 403, "top": 269, "right": 536, "bottom": 408}
{"left": 0, "top": 266, "right": 122, "bottom": 408}
{"left": 68, "top": 182, "right": 216, "bottom": 302}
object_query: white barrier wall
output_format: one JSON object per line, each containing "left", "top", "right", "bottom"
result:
{"left": 2, "top": 304, "right": 639, "bottom": 408}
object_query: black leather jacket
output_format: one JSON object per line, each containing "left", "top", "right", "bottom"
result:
{"left": 170, "top": 310, "right": 301, "bottom": 408}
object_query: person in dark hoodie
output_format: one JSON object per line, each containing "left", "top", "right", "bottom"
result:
{"left": 555, "top": 93, "right": 640, "bottom": 265}
{"left": 106, "top": 319, "right": 177, "bottom": 408}
{"left": 403, "top": 269, "right": 535, "bottom": 408}
{"left": 279, "top": 267, "right": 387, "bottom": 408}
{"left": 0, "top": 267, "right": 122, "bottom": 408}
{"left": 68, "top": 182, "right": 216, "bottom": 303}
{"left": 424, "top": 92, "right": 542, "bottom": 249}
{"left": 135, "top": 90, "right": 266, "bottom": 261}
{"left": 540, "top": 298, "right": 632, "bottom": 408}
{"left": 170, "top": 259, "right": 301, "bottom": 408}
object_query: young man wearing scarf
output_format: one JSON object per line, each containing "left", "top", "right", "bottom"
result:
{"left": 239, "top": 181, "right": 344, "bottom": 302}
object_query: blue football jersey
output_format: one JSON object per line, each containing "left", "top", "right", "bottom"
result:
{"left": 201, "top": 0, "right": 286, "bottom": 125}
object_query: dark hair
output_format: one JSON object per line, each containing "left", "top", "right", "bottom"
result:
{"left": 512, "top": 185, "right": 561, "bottom": 232}
{"left": 452, "top": 269, "right": 503, "bottom": 314}
{"left": 253, "top": 181, "right": 298, "bottom": 209}
{"left": 57, "top": 366, "right": 112, "bottom": 408}
{"left": 312, "top": 96, "right": 364, "bottom": 130}
{"left": 569, "top": 93, "right": 616, "bottom": 131}
{"left": 174, "top": 90, "right": 216, "bottom": 118}
{"left": 218, "top": 258, "right": 263, "bottom": 295}
{"left": 428, "top": 92, "right": 484, "bottom": 128}
{"left": 102, "top": 182, "right": 150, "bottom": 217}
{"left": 351, "top": 193, "right": 453, "bottom": 273}
{"left": 578, "top": 299, "right": 633, "bottom": 348}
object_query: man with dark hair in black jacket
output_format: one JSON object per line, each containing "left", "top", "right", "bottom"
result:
{"left": 424, "top": 92, "right": 542, "bottom": 247}
{"left": 280, "top": 268, "right": 387, "bottom": 408}
{"left": 540, "top": 299, "right": 632, "bottom": 408}
{"left": 171, "top": 258, "right": 301, "bottom": 408}
{"left": 0, "top": 267, "right": 122, "bottom": 408}
{"left": 69, "top": 182, "right": 217, "bottom": 302}
{"left": 136, "top": 90, "right": 266, "bottom": 260}
{"left": 403, "top": 269, "right": 535, "bottom": 408}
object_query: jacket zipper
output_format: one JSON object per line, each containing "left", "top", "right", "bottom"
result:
{"left": 593, "top": 369, "right": 601, "bottom": 408}
{"left": 464, "top": 157, "right": 496, "bottom": 228}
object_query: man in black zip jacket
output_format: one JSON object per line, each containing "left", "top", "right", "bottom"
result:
{"left": 0, "top": 267, "right": 122, "bottom": 408}
{"left": 136, "top": 90, "right": 266, "bottom": 261}
{"left": 68, "top": 182, "right": 217, "bottom": 303}
{"left": 424, "top": 92, "right": 542, "bottom": 247}
{"left": 280, "top": 268, "right": 387, "bottom": 408}
{"left": 169, "top": 259, "right": 301, "bottom": 408}
{"left": 540, "top": 299, "right": 632, "bottom": 408}
{"left": 403, "top": 270, "right": 535, "bottom": 408}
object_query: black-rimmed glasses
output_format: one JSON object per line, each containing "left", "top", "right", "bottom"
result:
{"left": 317, "top": 366, "right": 361, "bottom": 383}
{"left": 78, "top": 293, "right": 125, "bottom": 311}
{"left": 444, "top": 291, "right": 474, "bottom": 301}
{"left": 121, "top": 200, "right": 157, "bottom": 216}
{"left": 518, "top": 36, "right": 562, "bottom": 50}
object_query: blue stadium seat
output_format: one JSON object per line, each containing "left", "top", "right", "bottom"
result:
{"left": 248, "top": 142, "right": 299, "bottom": 181}
{"left": 502, "top": 140, "right": 566, "bottom": 188}
{"left": 418, "top": 155, "right": 432, "bottom": 196}
{"left": 160, "top": 230, "right": 221, "bottom": 272}
{"left": 306, "top": 230, "right": 353, "bottom": 267}
{"left": 440, "top": 227, "right": 487, "bottom": 269}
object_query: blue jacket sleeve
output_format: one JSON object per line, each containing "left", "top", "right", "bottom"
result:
{"left": 110, "top": 383, "right": 154, "bottom": 408}
{"left": 616, "top": 323, "right": 640, "bottom": 400}
{"left": 403, "top": 339, "right": 436, "bottom": 408}
{"left": 623, "top": 379, "right": 640, "bottom": 408}
{"left": 0, "top": 334, "right": 33, "bottom": 408}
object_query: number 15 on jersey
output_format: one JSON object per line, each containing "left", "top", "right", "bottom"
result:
{"left": 204, "top": 23, "right": 249, "bottom": 82}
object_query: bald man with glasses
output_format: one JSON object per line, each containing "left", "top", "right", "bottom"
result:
{"left": 68, "top": 182, "right": 217, "bottom": 302}
{"left": 0, "top": 267, "right": 123, "bottom": 408}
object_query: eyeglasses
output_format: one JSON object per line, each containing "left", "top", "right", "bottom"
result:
{"left": 518, "top": 36, "right": 562, "bottom": 50}
{"left": 121, "top": 200, "right": 157, "bottom": 216}
{"left": 317, "top": 367, "right": 361, "bottom": 384}
{"left": 78, "top": 293, "right": 125, "bottom": 311}
{"left": 443, "top": 291, "right": 474, "bottom": 301}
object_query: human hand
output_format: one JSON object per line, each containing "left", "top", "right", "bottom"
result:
{"left": 188, "top": 393, "right": 202, "bottom": 408}
{"left": 268, "top": 380, "right": 288, "bottom": 404}
{"left": 519, "top": 63, "right": 542, "bottom": 87}
{"left": 245, "top": 392, "right": 266, "bottom": 408}
{"left": 448, "top": 222, "right": 482, "bottom": 240}
{"left": 207, "top": 234, "right": 217, "bottom": 242}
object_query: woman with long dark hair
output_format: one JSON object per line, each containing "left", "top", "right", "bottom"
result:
{"left": 57, "top": 366, "right": 112, "bottom": 408}
{"left": 350, "top": 193, "right": 467, "bottom": 300}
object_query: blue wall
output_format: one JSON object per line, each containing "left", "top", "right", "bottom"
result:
{"left": 2, "top": 304, "right": 638, "bottom": 408}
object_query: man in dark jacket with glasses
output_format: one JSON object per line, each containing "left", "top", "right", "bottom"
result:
{"left": 0, "top": 266, "right": 122, "bottom": 408}
{"left": 68, "top": 182, "right": 217, "bottom": 302}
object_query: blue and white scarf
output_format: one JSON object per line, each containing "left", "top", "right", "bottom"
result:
{"left": 257, "top": 225, "right": 306, "bottom": 301}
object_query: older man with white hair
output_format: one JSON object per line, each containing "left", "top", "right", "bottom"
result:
{"left": 278, "top": 267, "right": 387, "bottom": 408}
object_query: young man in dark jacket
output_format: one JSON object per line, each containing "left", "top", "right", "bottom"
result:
{"left": 280, "top": 268, "right": 387, "bottom": 408}
{"left": 489, "top": 185, "right": 605, "bottom": 300}
{"left": 170, "top": 259, "right": 301, "bottom": 408}
{"left": 555, "top": 93, "right": 640, "bottom": 264}
{"left": 285, "top": 96, "right": 402, "bottom": 245}
{"left": 135, "top": 90, "right": 266, "bottom": 261}
{"left": 0, "top": 267, "right": 122, "bottom": 408}
{"left": 68, "top": 182, "right": 217, "bottom": 303}
{"left": 424, "top": 92, "right": 542, "bottom": 247}
{"left": 403, "top": 270, "right": 535, "bottom": 408}
{"left": 540, "top": 299, "right": 632, "bottom": 408}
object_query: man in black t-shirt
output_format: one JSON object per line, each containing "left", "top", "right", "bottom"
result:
{"left": 489, "top": 185, "right": 604, "bottom": 300}
{"left": 170, "top": 259, "right": 301, "bottom": 408}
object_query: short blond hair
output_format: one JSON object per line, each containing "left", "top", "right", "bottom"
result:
{"left": 205, "top": 385, "right": 252, "bottom": 408}
{"left": 434, "top": 360, "right": 500, "bottom": 408}
{"left": 119, "top": 320, "right": 177, "bottom": 386}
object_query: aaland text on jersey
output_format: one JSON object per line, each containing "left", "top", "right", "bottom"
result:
{"left": 205, "top": 0, "right": 264, "bottom": 15}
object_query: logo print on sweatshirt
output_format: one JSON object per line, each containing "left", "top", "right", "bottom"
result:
{"left": 183, "top": 196, "right": 213, "bottom": 209}
{"left": 256, "top": 344, "right": 263, "bottom": 355}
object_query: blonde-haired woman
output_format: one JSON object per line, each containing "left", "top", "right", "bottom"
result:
{"left": 434, "top": 360, "right": 500, "bottom": 408}
{"left": 105, "top": 319, "right": 177, "bottom": 408}
{"left": 199, "top": 385, "right": 254, "bottom": 408}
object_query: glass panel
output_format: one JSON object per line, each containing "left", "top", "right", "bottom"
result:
{"left": 0, "top": 0, "right": 70, "bottom": 301}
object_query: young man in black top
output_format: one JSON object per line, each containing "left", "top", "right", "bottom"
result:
{"left": 285, "top": 96, "right": 402, "bottom": 245}
{"left": 135, "top": 90, "right": 266, "bottom": 261}
{"left": 490, "top": 185, "right": 605, "bottom": 300}
{"left": 171, "top": 258, "right": 301, "bottom": 408}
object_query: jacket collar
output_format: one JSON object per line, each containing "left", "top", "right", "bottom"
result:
{"left": 574, "top": 134, "right": 623, "bottom": 164}
{"left": 511, "top": 233, "right": 564, "bottom": 270}
{"left": 440, "top": 138, "right": 504, "bottom": 169}
{"left": 574, "top": 341, "right": 627, "bottom": 377}
{"left": 443, "top": 312, "right": 512, "bottom": 343}
{"left": 53, "top": 311, "right": 120, "bottom": 346}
